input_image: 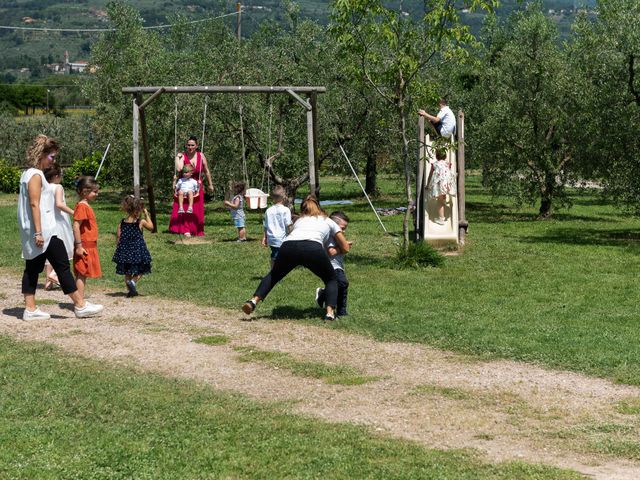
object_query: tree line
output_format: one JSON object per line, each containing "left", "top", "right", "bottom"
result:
{"left": 3, "top": 0, "right": 638, "bottom": 242}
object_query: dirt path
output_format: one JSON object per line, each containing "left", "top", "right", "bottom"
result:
{"left": 1, "top": 272, "right": 639, "bottom": 479}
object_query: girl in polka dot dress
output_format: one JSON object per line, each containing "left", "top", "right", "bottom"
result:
{"left": 112, "top": 196, "right": 153, "bottom": 297}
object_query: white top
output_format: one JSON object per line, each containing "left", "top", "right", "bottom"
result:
{"left": 18, "top": 168, "right": 57, "bottom": 260}
{"left": 284, "top": 216, "right": 342, "bottom": 246}
{"left": 437, "top": 106, "right": 456, "bottom": 138}
{"left": 263, "top": 203, "right": 292, "bottom": 248}
{"left": 230, "top": 194, "right": 245, "bottom": 220}
{"left": 176, "top": 177, "right": 199, "bottom": 193}
{"left": 49, "top": 183, "right": 74, "bottom": 259}
{"left": 327, "top": 236, "right": 345, "bottom": 271}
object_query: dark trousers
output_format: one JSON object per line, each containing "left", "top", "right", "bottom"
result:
{"left": 22, "top": 236, "right": 77, "bottom": 295}
{"left": 254, "top": 240, "right": 338, "bottom": 308}
{"left": 335, "top": 269, "right": 349, "bottom": 316}
{"left": 318, "top": 269, "right": 349, "bottom": 316}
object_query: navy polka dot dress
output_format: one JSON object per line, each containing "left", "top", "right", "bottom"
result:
{"left": 112, "top": 219, "right": 152, "bottom": 276}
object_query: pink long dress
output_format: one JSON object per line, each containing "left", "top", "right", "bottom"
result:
{"left": 168, "top": 151, "right": 205, "bottom": 236}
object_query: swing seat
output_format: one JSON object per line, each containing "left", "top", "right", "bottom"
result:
{"left": 245, "top": 188, "right": 268, "bottom": 209}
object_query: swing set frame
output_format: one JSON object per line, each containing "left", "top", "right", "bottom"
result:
{"left": 122, "top": 85, "right": 326, "bottom": 232}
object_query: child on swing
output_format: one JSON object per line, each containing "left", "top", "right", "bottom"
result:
{"left": 428, "top": 148, "right": 456, "bottom": 225}
{"left": 112, "top": 195, "right": 153, "bottom": 297}
{"left": 174, "top": 163, "right": 199, "bottom": 214}
{"left": 224, "top": 181, "right": 247, "bottom": 242}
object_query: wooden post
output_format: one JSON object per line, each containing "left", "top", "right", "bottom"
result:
{"left": 415, "top": 116, "right": 426, "bottom": 241}
{"left": 310, "top": 92, "right": 320, "bottom": 197}
{"left": 306, "top": 103, "right": 316, "bottom": 198}
{"left": 132, "top": 97, "right": 140, "bottom": 198}
{"left": 457, "top": 110, "right": 468, "bottom": 245}
{"left": 137, "top": 93, "right": 158, "bottom": 233}
{"left": 236, "top": 2, "right": 242, "bottom": 40}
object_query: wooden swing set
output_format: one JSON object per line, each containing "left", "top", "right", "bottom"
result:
{"left": 122, "top": 85, "right": 326, "bottom": 232}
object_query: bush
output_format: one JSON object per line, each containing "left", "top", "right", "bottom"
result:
{"left": 394, "top": 241, "right": 445, "bottom": 269}
{"left": 62, "top": 151, "right": 101, "bottom": 190}
{"left": 0, "top": 159, "right": 21, "bottom": 193}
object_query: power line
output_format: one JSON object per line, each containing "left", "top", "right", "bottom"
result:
{"left": 0, "top": 84, "right": 83, "bottom": 87}
{"left": 0, "top": 10, "right": 242, "bottom": 33}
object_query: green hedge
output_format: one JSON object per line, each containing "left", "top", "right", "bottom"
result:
{"left": 0, "top": 159, "right": 21, "bottom": 193}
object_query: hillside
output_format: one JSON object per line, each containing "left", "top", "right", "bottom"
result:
{"left": 0, "top": 0, "right": 596, "bottom": 79}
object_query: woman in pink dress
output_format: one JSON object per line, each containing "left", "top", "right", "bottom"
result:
{"left": 168, "top": 136, "right": 214, "bottom": 237}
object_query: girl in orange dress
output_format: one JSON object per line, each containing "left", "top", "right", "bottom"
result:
{"left": 73, "top": 176, "right": 101, "bottom": 299}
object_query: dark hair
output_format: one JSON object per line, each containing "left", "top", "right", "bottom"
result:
{"left": 43, "top": 163, "right": 62, "bottom": 183}
{"left": 300, "top": 195, "right": 325, "bottom": 217}
{"left": 435, "top": 149, "right": 447, "bottom": 160}
{"left": 121, "top": 195, "right": 145, "bottom": 217}
{"left": 233, "top": 181, "right": 246, "bottom": 195}
{"left": 185, "top": 136, "right": 199, "bottom": 152}
{"left": 438, "top": 98, "right": 448, "bottom": 106}
{"left": 182, "top": 163, "right": 194, "bottom": 173}
{"left": 270, "top": 185, "right": 286, "bottom": 201}
{"left": 329, "top": 211, "right": 350, "bottom": 224}
{"left": 75, "top": 176, "right": 99, "bottom": 197}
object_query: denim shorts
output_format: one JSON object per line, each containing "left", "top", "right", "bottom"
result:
{"left": 270, "top": 246, "right": 280, "bottom": 260}
{"left": 234, "top": 218, "right": 245, "bottom": 228}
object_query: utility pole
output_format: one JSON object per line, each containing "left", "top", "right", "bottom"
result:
{"left": 46, "top": 89, "right": 50, "bottom": 113}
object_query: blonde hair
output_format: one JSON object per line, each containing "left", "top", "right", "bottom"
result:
{"left": 300, "top": 195, "right": 325, "bottom": 217}
{"left": 26, "top": 134, "right": 59, "bottom": 168}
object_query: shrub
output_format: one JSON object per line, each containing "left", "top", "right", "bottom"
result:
{"left": 62, "top": 151, "right": 101, "bottom": 190}
{"left": 0, "top": 159, "right": 21, "bottom": 193}
{"left": 394, "top": 241, "right": 444, "bottom": 269}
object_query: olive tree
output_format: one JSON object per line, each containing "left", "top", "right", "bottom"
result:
{"left": 473, "top": 6, "right": 583, "bottom": 218}
{"left": 330, "top": 0, "right": 496, "bottom": 246}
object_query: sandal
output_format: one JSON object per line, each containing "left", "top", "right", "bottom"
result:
{"left": 44, "top": 275, "right": 60, "bottom": 290}
{"left": 242, "top": 300, "right": 256, "bottom": 315}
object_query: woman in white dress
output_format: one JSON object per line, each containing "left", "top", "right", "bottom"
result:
{"left": 18, "top": 134, "right": 103, "bottom": 320}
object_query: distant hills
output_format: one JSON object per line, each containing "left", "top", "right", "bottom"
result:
{"left": 0, "top": 0, "right": 597, "bottom": 80}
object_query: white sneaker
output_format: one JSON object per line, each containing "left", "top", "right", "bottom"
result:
{"left": 23, "top": 307, "right": 51, "bottom": 320}
{"left": 74, "top": 302, "right": 104, "bottom": 318}
{"left": 434, "top": 217, "right": 446, "bottom": 225}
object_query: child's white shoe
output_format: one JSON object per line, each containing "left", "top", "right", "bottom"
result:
{"left": 178, "top": 207, "right": 185, "bottom": 214}
{"left": 74, "top": 302, "right": 104, "bottom": 318}
{"left": 187, "top": 207, "right": 193, "bottom": 214}
{"left": 434, "top": 217, "right": 446, "bottom": 225}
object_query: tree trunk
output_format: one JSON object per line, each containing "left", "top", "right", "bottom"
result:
{"left": 539, "top": 172, "right": 555, "bottom": 218}
{"left": 397, "top": 91, "right": 413, "bottom": 249}
{"left": 365, "top": 147, "right": 378, "bottom": 197}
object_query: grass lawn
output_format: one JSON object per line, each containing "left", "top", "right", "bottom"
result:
{"left": 1, "top": 174, "right": 639, "bottom": 385}
{"left": 0, "top": 336, "right": 581, "bottom": 479}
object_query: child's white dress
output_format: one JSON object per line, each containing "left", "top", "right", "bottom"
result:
{"left": 428, "top": 160, "right": 456, "bottom": 198}
{"left": 50, "top": 183, "right": 74, "bottom": 259}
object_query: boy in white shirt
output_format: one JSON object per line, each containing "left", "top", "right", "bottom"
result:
{"left": 262, "top": 186, "right": 292, "bottom": 266}
{"left": 418, "top": 98, "right": 456, "bottom": 139}
{"left": 315, "top": 211, "right": 351, "bottom": 317}
{"left": 175, "top": 164, "right": 199, "bottom": 214}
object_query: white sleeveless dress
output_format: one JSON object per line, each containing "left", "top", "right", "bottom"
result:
{"left": 18, "top": 168, "right": 57, "bottom": 260}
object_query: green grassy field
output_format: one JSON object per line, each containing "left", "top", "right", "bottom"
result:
{"left": 0, "top": 336, "right": 582, "bottom": 479}
{"left": 1, "top": 174, "right": 639, "bottom": 387}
